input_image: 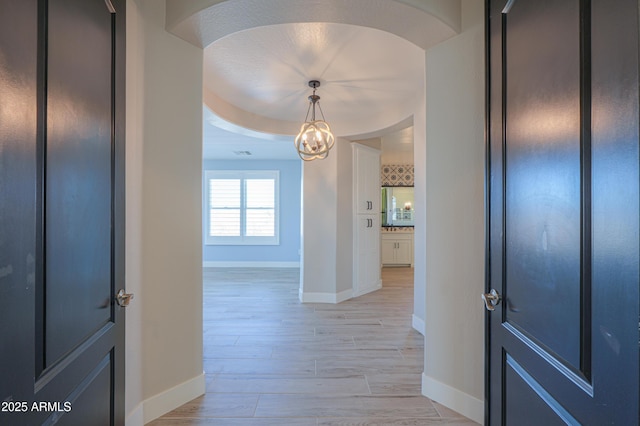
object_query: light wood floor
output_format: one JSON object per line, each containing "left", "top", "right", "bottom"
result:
{"left": 148, "top": 267, "right": 479, "bottom": 425}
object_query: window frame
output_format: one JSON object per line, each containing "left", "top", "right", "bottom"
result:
{"left": 204, "top": 170, "right": 280, "bottom": 246}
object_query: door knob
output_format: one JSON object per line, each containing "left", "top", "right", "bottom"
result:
{"left": 482, "top": 289, "right": 501, "bottom": 311}
{"left": 116, "top": 289, "right": 134, "bottom": 307}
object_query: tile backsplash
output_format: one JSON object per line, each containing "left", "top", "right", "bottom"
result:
{"left": 381, "top": 164, "right": 414, "bottom": 186}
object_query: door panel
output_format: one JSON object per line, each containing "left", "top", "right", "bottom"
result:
{"left": 0, "top": 0, "right": 125, "bottom": 424}
{"left": 396, "top": 240, "right": 412, "bottom": 265}
{"left": 590, "top": 0, "right": 640, "bottom": 417}
{"left": 51, "top": 354, "right": 112, "bottom": 426}
{"left": 504, "top": 0, "right": 582, "bottom": 369}
{"left": 381, "top": 239, "right": 396, "bottom": 265}
{"left": 504, "top": 357, "right": 574, "bottom": 426}
{"left": 0, "top": 0, "right": 39, "bottom": 414}
{"left": 45, "top": 0, "right": 114, "bottom": 366}
{"left": 487, "top": 0, "right": 639, "bottom": 424}
{"left": 355, "top": 215, "right": 380, "bottom": 296}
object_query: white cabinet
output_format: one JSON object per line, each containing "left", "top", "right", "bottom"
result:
{"left": 352, "top": 143, "right": 381, "bottom": 297}
{"left": 355, "top": 215, "right": 380, "bottom": 295}
{"left": 354, "top": 144, "right": 380, "bottom": 215}
{"left": 381, "top": 233, "right": 414, "bottom": 266}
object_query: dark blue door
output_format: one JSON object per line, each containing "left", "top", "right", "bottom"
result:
{"left": 487, "top": 0, "right": 639, "bottom": 424}
{"left": 0, "top": 0, "right": 125, "bottom": 424}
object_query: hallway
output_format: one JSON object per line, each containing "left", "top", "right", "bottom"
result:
{"left": 149, "top": 267, "right": 478, "bottom": 425}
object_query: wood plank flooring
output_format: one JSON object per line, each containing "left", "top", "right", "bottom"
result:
{"left": 148, "top": 267, "right": 479, "bottom": 425}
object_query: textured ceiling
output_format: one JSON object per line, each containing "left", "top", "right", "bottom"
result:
{"left": 181, "top": 1, "right": 459, "bottom": 159}
{"left": 203, "top": 23, "right": 424, "bottom": 138}
{"left": 202, "top": 22, "right": 424, "bottom": 160}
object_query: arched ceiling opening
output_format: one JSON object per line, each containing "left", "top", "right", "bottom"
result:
{"left": 166, "top": 0, "right": 461, "bottom": 156}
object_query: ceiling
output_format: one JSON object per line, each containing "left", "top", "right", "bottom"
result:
{"left": 203, "top": 107, "right": 297, "bottom": 160}
{"left": 196, "top": 3, "right": 453, "bottom": 160}
{"left": 204, "top": 107, "right": 415, "bottom": 162}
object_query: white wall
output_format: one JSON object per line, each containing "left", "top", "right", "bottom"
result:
{"left": 300, "top": 143, "right": 339, "bottom": 301}
{"left": 300, "top": 137, "right": 356, "bottom": 302}
{"left": 413, "top": 82, "right": 427, "bottom": 335}
{"left": 336, "top": 140, "right": 354, "bottom": 294}
{"left": 422, "top": 0, "right": 485, "bottom": 424}
{"left": 126, "top": 0, "right": 205, "bottom": 424}
{"left": 124, "top": 1, "right": 144, "bottom": 423}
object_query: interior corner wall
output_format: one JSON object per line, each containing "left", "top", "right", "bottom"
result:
{"left": 413, "top": 69, "right": 427, "bottom": 335}
{"left": 126, "top": 0, "right": 204, "bottom": 423}
{"left": 125, "top": 0, "right": 144, "bottom": 423}
{"left": 422, "top": 0, "right": 485, "bottom": 423}
{"left": 336, "top": 139, "right": 354, "bottom": 294}
{"left": 300, "top": 140, "right": 339, "bottom": 302}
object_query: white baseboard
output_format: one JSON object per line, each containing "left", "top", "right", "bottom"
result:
{"left": 352, "top": 281, "right": 382, "bottom": 298}
{"left": 299, "top": 288, "right": 353, "bottom": 304}
{"left": 412, "top": 314, "right": 425, "bottom": 335}
{"left": 335, "top": 289, "right": 353, "bottom": 303}
{"left": 142, "top": 372, "right": 206, "bottom": 424}
{"left": 422, "top": 373, "right": 484, "bottom": 425}
{"left": 203, "top": 261, "right": 299, "bottom": 268}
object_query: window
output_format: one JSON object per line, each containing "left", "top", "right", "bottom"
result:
{"left": 205, "top": 170, "right": 279, "bottom": 245}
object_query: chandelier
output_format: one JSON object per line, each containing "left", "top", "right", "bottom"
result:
{"left": 294, "top": 80, "right": 335, "bottom": 161}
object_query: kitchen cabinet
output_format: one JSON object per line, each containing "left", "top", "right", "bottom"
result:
{"left": 381, "top": 232, "right": 414, "bottom": 266}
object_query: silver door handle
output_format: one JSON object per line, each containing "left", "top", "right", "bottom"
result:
{"left": 482, "top": 289, "right": 501, "bottom": 311}
{"left": 116, "top": 289, "right": 134, "bottom": 307}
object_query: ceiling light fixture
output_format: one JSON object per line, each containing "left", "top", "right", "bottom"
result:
{"left": 294, "top": 80, "right": 335, "bottom": 161}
